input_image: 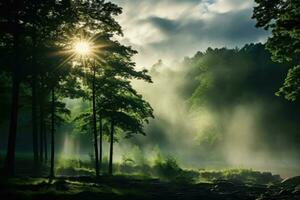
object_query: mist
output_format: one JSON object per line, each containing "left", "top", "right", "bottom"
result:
{"left": 121, "top": 44, "right": 300, "bottom": 178}
{"left": 2, "top": 1, "right": 300, "bottom": 199}
{"left": 2, "top": 43, "right": 299, "bottom": 179}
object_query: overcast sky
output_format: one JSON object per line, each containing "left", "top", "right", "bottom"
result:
{"left": 112, "top": 0, "right": 269, "bottom": 68}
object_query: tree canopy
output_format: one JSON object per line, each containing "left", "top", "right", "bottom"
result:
{"left": 252, "top": 0, "right": 300, "bottom": 101}
{"left": 0, "top": 0, "right": 153, "bottom": 177}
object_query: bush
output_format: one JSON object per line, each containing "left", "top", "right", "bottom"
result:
{"left": 151, "top": 156, "right": 198, "bottom": 183}
{"left": 199, "top": 169, "right": 282, "bottom": 185}
{"left": 153, "top": 156, "right": 181, "bottom": 179}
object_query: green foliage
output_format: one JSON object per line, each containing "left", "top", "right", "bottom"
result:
{"left": 93, "top": 59, "right": 154, "bottom": 140}
{"left": 56, "top": 158, "right": 94, "bottom": 176}
{"left": 149, "top": 155, "right": 198, "bottom": 183}
{"left": 96, "top": 76, "right": 154, "bottom": 138}
{"left": 0, "top": 0, "right": 154, "bottom": 177}
{"left": 73, "top": 111, "right": 93, "bottom": 134}
{"left": 185, "top": 44, "right": 287, "bottom": 110}
{"left": 53, "top": 157, "right": 283, "bottom": 185}
{"left": 253, "top": 0, "right": 300, "bottom": 101}
{"left": 153, "top": 156, "right": 182, "bottom": 179}
{"left": 149, "top": 43, "right": 300, "bottom": 157}
{"left": 199, "top": 169, "right": 282, "bottom": 185}
{"left": 276, "top": 65, "right": 300, "bottom": 101}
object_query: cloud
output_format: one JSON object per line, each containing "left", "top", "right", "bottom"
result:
{"left": 112, "top": 0, "right": 269, "bottom": 67}
{"left": 208, "top": 0, "right": 254, "bottom": 13}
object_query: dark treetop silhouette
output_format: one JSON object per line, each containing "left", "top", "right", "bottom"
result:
{"left": 0, "top": 0, "right": 153, "bottom": 177}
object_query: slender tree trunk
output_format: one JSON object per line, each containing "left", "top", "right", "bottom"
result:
{"left": 3, "top": 32, "right": 20, "bottom": 177}
{"left": 44, "top": 125, "right": 48, "bottom": 163}
{"left": 98, "top": 114, "right": 103, "bottom": 172}
{"left": 50, "top": 87, "right": 55, "bottom": 178}
{"left": 108, "top": 119, "right": 114, "bottom": 175}
{"left": 41, "top": 77, "right": 47, "bottom": 163}
{"left": 32, "top": 74, "right": 39, "bottom": 169}
{"left": 39, "top": 93, "right": 44, "bottom": 163}
{"left": 92, "top": 67, "right": 99, "bottom": 177}
{"left": 32, "top": 9, "right": 39, "bottom": 169}
{"left": 3, "top": 76, "right": 20, "bottom": 176}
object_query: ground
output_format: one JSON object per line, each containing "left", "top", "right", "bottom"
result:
{"left": 1, "top": 175, "right": 300, "bottom": 200}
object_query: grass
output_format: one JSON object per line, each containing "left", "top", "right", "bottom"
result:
{"left": 0, "top": 176, "right": 169, "bottom": 200}
{"left": 0, "top": 173, "right": 290, "bottom": 200}
{"left": 0, "top": 153, "right": 282, "bottom": 185}
{"left": 199, "top": 168, "right": 282, "bottom": 185}
{"left": 0, "top": 154, "right": 292, "bottom": 200}
{"left": 1, "top": 153, "right": 298, "bottom": 200}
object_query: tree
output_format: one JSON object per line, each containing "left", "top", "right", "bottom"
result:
{"left": 45, "top": 62, "right": 76, "bottom": 177}
{"left": 65, "top": 0, "right": 125, "bottom": 177}
{"left": 0, "top": 0, "right": 26, "bottom": 176}
{"left": 27, "top": 0, "right": 75, "bottom": 167}
{"left": 95, "top": 55, "right": 154, "bottom": 175}
{"left": 72, "top": 37, "right": 154, "bottom": 176}
{"left": 0, "top": 0, "right": 76, "bottom": 176}
{"left": 252, "top": 0, "right": 300, "bottom": 101}
{"left": 105, "top": 86, "right": 154, "bottom": 175}
{"left": 1, "top": 0, "right": 154, "bottom": 178}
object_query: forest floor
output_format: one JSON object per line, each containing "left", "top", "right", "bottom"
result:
{"left": 1, "top": 154, "right": 300, "bottom": 199}
{"left": 1, "top": 175, "right": 300, "bottom": 200}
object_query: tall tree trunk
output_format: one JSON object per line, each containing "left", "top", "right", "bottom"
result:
{"left": 50, "top": 87, "right": 55, "bottom": 178}
{"left": 44, "top": 125, "right": 48, "bottom": 163}
{"left": 32, "top": 74, "right": 39, "bottom": 169}
{"left": 3, "top": 76, "right": 20, "bottom": 176}
{"left": 31, "top": 4, "right": 39, "bottom": 170}
{"left": 92, "top": 67, "right": 99, "bottom": 177}
{"left": 3, "top": 32, "right": 21, "bottom": 177}
{"left": 98, "top": 113, "right": 102, "bottom": 172}
{"left": 42, "top": 77, "right": 47, "bottom": 163}
{"left": 39, "top": 92, "right": 44, "bottom": 163}
{"left": 108, "top": 119, "right": 114, "bottom": 175}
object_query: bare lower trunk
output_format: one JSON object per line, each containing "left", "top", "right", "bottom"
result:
{"left": 32, "top": 75, "right": 39, "bottom": 170}
{"left": 50, "top": 87, "right": 55, "bottom": 178}
{"left": 3, "top": 76, "right": 20, "bottom": 176}
{"left": 98, "top": 114, "right": 103, "bottom": 172}
{"left": 44, "top": 126, "right": 48, "bottom": 163}
{"left": 92, "top": 67, "right": 99, "bottom": 177}
{"left": 108, "top": 119, "right": 114, "bottom": 175}
{"left": 39, "top": 94, "right": 44, "bottom": 163}
{"left": 3, "top": 32, "right": 20, "bottom": 177}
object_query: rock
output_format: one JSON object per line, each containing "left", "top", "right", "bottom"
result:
{"left": 279, "top": 189, "right": 291, "bottom": 196}
{"left": 293, "top": 185, "right": 300, "bottom": 194}
{"left": 281, "top": 176, "right": 300, "bottom": 188}
{"left": 212, "top": 180, "right": 238, "bottom": 194}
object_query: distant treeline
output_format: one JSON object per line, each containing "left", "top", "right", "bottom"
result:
{"left": 148, "top": 43, "right": 300, "bottom": 161}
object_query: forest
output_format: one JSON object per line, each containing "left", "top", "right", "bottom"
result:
{"left": 1, "top": 0, "right": 300, "bottom": 200}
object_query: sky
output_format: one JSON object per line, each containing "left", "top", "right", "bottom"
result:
{"left": 112, "top": 0, "right": 269, "bottom": 68}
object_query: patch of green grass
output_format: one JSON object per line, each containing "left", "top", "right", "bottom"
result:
{"left": 198, "top": 168, "right": 282, "bottom": 185}
{"left": 49, "top": 156, "right": 282, "bottom": 185}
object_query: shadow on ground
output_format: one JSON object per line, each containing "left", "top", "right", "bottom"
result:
{"left": 1, "top": 175, "right": 300, "bottom": 200}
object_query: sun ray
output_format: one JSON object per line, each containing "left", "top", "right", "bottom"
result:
{"left": 73, "top": 41, "right": 91, "bottom": 56}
